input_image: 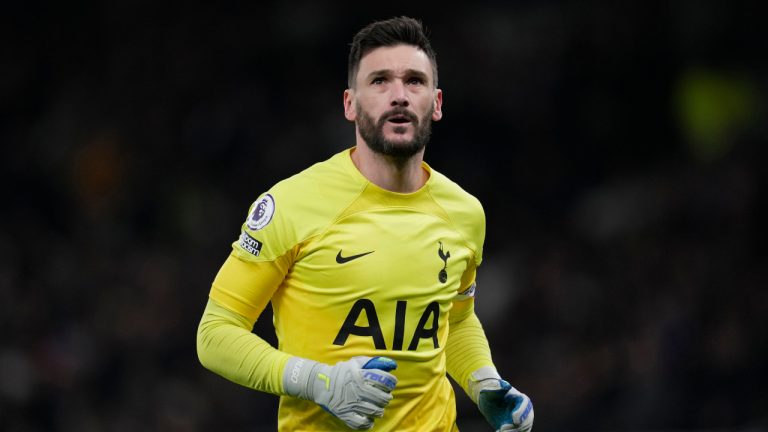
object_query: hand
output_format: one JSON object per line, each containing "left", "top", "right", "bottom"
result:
{"left": 477, "top": 380, "right": 534, "bottom": 432}
{"left": 468, "top": 367, "right": 533, "bottom": 432}
{"left": 283, "top": 356, "right": 398, "bottom": 430}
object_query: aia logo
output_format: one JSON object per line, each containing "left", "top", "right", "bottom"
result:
{"left": 333, "top": 299, "right": 440, "bottom": 351}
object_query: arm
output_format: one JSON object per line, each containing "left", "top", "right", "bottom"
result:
{"left": 196, "top": 253, "right": 290, "bottom": 394}
{"left": 446, "top": 293, "right": 493, "bottom": 396}
{"left": 197, "top": 298, "right": 291, "bottom": 394}
{"left": 196, "top": 253, "right": 398, "bottom": 430}
{"left": 446, "top": 271, "right": 534, "bottom": 431}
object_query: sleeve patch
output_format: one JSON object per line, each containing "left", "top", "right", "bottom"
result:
{"left": 239, "top": 231, "right": 264, "bottom": 256}
{"left": 246, "top": 194, "right": 275, "bottom": 231}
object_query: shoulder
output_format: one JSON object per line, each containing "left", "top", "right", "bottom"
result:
{"left": 427, "top": 168, "right": 485, "bottom": 224}
{"left": 272, "top": 151, "right": 354, "bottom": 198}
{"left": 426, "top": 167, "right": 486, "bottom": 264}
{"left": 268, "top": 151, "right": 362, "bottom": 223}
{"left": 236, "top": 151, "right": 363, "bottom": 260}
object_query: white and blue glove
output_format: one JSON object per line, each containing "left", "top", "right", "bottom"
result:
{"left": 469, "top": 367, "right": 534, "bottom": 432}
{"left": 283, "top": 356, "right": 398, "bottom": 430}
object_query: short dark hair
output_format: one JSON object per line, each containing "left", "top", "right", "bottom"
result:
{"left": 348, "top": 16, "right": 438, "bottom": 89}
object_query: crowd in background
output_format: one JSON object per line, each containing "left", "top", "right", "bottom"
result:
{"left": 1, "top": 1, "right": 766, "bottom": 431}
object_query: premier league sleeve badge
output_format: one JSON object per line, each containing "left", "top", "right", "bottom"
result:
{"left": 246, "top": 194, "right": 276, "bottom": 231}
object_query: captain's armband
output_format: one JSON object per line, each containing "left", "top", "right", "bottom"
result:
{"left": 455, "top": 282, "right": 476, "bottom": 302}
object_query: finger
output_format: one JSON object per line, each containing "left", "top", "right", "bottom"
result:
{"left": 506, "top": 393, "right": 533, "bottom": 424}
{"left": 358, "top": 384, "right": 394, "bottom": 407}
{"left": 499, "top": 422, "right": 530, "bottom": 432}
{"left": 361, "top": 369, "right": 398, "bottom": 392}
{"left": 354, "top": 400, "right": 386, "bottom": 418}
{"left": 342, "top": 412, "right": 374, "bottom": 430}
{"left": 362, "top": 356, "right": 397, "bottom": 372}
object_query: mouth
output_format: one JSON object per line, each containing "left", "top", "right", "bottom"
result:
{"left": 387, "top": 114, "right": 413, "bottom": 124}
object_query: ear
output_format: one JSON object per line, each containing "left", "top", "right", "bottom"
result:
{"left": 343, "top": 89, "right": 356, "bottom": 121}
{"left": 432, "top": 88, "right": 443, "bottom": 121}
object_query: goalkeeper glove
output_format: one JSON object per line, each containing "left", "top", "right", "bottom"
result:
{"left": 469, "top": 366, "right": 534, "bottom": 432}
{"left": 283, "top": 356, "right": 398, "bottom": 430}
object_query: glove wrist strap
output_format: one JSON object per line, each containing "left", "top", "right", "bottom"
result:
{"left": 283, "top": 356, "right": 320, "bottom": 400}
{"left": 468, "top": 366, "right": 502, "bottom": 403}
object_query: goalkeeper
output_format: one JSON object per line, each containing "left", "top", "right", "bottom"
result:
{"left": 197, "top": 16, "right": 533, "bottom": 431}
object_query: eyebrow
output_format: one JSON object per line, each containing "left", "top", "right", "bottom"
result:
{"left": 365, "top": 68, "right": 430, "bottom": 82}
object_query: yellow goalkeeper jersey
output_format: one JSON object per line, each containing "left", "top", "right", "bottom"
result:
{"left": 212, "top": 148, "right": 485, "bottom": 431}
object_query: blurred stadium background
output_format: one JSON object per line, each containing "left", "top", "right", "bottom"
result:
{"left": 1, "top": 1, "right": 766, "bottom": 431}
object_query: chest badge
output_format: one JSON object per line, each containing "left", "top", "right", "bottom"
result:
{"left": 438, "top": 241, "right": 451, "bottom": 283}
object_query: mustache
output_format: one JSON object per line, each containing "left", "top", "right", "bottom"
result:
{"left": 378, "top": 108, "right": 419, "bottom": 125}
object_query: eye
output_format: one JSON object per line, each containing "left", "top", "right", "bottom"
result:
{"left": 371, "top": 77, "right": 386, "bottom": 85}
{"left": 406, "top": 77, "right": 425, "bottom": 85}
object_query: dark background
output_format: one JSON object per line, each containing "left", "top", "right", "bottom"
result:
{"left": 1, "top": 1, "right": 766, "bottom": 431}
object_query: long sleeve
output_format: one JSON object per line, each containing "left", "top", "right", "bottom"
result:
{"left": 197, "top": 299, "right": 291, "bottom": 395}
{"left": 196, "top": 252, "right": 293, "bottom": 395}
{"left": 446, "top": 297, "right": 495, "bottom": 397}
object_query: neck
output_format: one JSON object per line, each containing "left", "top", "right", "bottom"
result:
{"left": 351, "top": 143, "right": 428, "bottom": 193}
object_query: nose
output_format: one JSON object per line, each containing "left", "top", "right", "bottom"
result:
{"left": 390, "top": 81, "right": 409, "bottom": 107}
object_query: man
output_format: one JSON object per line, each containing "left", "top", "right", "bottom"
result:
{"left": 197, "top": 16, "right": 534, "bottom": 431}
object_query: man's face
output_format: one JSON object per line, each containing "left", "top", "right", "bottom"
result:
{"left": 344, "top": 44, "right": 443, "bottom": 158}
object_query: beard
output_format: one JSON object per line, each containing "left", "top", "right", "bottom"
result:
{"left": 356, "top": 103, "right": 433, "bottom": 159}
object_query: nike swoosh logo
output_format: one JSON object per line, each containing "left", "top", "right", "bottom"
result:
{"left": 336, "top": 250, "right": 374, "bottom": 264}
